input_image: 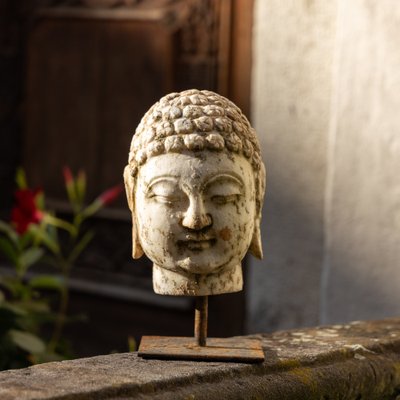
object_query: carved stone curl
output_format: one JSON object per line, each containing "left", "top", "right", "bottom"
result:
{"left": 124, "top": 89, "right": 266, "bottom": 296}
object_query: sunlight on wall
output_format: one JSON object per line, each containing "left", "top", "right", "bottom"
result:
{"left": 249, "top": 0, "right": 400, "bottom": 333}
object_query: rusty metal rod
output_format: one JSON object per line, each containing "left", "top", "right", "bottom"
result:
{"left": 194, "top": 296, "right": 208, "bottom": 347}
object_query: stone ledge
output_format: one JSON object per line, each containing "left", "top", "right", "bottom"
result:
{"left": 1, "top": 318, "right": 400, "bottom": 399}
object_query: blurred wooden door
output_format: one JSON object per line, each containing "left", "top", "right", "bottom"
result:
{"left": 24, "top": 9, "right": 174, "bottom": 207}
{"left": 23, "top": 0, "right": 253, "bottom": 206}
{"left": 22, "top": 0, "right": 253, "bottom": 355}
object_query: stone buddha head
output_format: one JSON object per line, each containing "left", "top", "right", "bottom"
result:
{"left": 124, "top": 89, "right": 266, "bottom": 296}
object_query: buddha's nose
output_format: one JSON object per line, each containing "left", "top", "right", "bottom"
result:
{"left": 181, "top": 195, "right": 212, "bottom": 230}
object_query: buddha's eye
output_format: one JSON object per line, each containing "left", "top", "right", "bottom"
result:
{"left": 206, "top": 178, "right": 243, "bottom": 205}
{"left": 151, "top": 194, "right": 175, "bottom": 205}
{"left": 146, "top": 178, "right": 181, "bottom": 205}
{"left": 211, "top": 194, "right": 241, "bottom": 205}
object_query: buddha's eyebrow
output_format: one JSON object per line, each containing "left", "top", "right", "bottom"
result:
{"left": 204, "top": 173, "right": 244, "bottom": 190}
{"left": 144, "top": 176, "right": 179, "bottom": 193}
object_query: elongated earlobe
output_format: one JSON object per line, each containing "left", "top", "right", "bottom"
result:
{"left": 123, "top": 166, "right": 144, "bottom": 259}
{"left": 249, "top": 162, "right": 266, "bottom": 260}
{"left": 131, "top": 217, "right": 144, "bottom": 259}
{"left": 249, "top": 220, "right": 263, "bottom": 259}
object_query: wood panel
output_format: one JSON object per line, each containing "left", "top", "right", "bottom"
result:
{"left": 24, "top": 14, "right": 174, "bottom": 206}
{"left": 23, "top": 0, "right": 255, "bottom": 206}
{"left": 228, "top": 0, "right": 254, "bottom": 118}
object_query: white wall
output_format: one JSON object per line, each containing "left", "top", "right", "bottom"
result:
{"left": 249, "top": 0, "right": 400, "bottom": 332}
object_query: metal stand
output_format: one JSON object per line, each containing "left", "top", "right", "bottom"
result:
{"left": 138, "top": 295, "right": 264, "bottom": 363}
{"left": 194, "top": 296, "right": 208, "bottom": 347}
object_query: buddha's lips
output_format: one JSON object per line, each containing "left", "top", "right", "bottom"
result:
{"left": 177, "top": 238, "right": 216, "bottom": 250}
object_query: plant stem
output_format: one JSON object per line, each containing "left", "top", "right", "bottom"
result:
{"left": 48, "top": 212, "right": 82, "bottom": 353}
{"left": 48, "top": 261, "right": 70, "bottom": 353}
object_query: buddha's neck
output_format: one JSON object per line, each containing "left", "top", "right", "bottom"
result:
{"left": 152, "top": 264, "right": 243, "bottom": 296}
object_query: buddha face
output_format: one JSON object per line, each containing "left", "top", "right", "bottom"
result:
{"left": 134, "top": 150, "right": 256, "bottom": 277}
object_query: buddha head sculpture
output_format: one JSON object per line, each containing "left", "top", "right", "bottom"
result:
{"left": 124, "top": 89, "right": 266, "bottom": 296}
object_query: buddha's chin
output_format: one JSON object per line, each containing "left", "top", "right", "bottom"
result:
{"left": 174, "top": 256, "right": 234, "bottom": 275}
{"left": 152, "top": 263, "right": 244, "bottom": 296}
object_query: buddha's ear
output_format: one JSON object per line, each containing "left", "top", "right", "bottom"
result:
{"left": 123, "top": 166, "right": 144, "bottom": 259}
{"left": 249, "top": 219, "right": 263, "bottom": 259}
{"left": 248, "top": 162, "right": 266, "bottom": 260}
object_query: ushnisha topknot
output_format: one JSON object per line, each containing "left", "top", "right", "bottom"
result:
{"left": 129, "top": 89, "right": 262, "bottom": 173}
{"left": 127, "top": 89, "right": 266, "bottom": 215}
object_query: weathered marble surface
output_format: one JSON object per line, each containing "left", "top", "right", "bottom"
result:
{"left": 124, "top": 90, "right": 266, "bottom": 296}
{"left": 1, "top": 318, "right": 400, "bottom": 399}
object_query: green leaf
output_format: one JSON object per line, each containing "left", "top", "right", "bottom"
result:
{"left": 17, "top": 300, "right": 50, "bottom": 314}
{"left": 28, "top": 224, "right": 60, "bottom": 254}
{"left": 20, "top": 248, "right": 44, "bottom": 270}
{"left": 0, "top": 276, "right": 22, "bottom": 296}
{"left": 68, "top": 231, "right": 94, "bottom": 263}
{"left": 80, "top": 199, "right": 102, "bottom": 219}
{"left": 35, "top": 191, "right": 45, "bottom": 210}
{"left": 9, "top": 329, "right": 46, "bottom": 354}
{"left": 0, "top": 221, "right": 19, "bottom": 244}
{"left": 0, "top": 289, "right": 5, "bottom": 304}
{"left": 2, "top": 302, "right": 27, "bottom": 316}
{"left": 29, "top": 275, "right": 64, "bottom": 291}
{"left": 43, "top": 214, "right": 77, "bottom": 236}
{"left": 48, "top": 222, "right": 58, "bottom": 238}
{"left": 0, "top": 236, "right": 18, "bottom": 264}
{"left": 15, "top": 167, "right": 27, "bottom": 189}
{"left": 19, "top": 230, "right": 34, "bottom": 249}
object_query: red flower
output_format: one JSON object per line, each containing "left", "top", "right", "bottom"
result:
{"left": 98, "top": 185, "right": 122, "bottom": 206}
{"left": 11, "top": 189, "right": 44, "bottom": 234}
{"left": 62, "top": 166, "right": 74, "bottom": 185}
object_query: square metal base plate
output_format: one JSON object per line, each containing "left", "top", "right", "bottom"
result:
{"left": 138, "top": 336, "right": 265, "bottom": 363}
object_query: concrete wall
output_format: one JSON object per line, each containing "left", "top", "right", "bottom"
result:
{"left": 322, "top": 0, "right": 400, "bottom": 323}
{"left": 249, "top": 0, "right": 400, "bottom": 332}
